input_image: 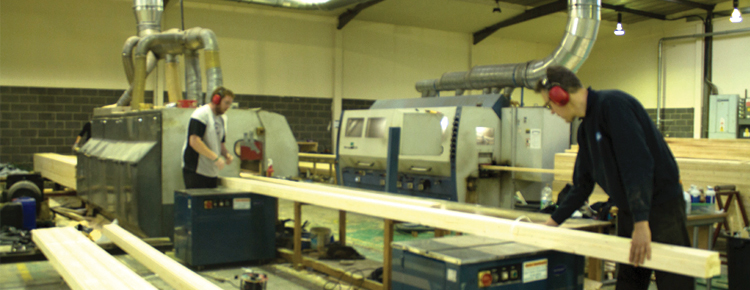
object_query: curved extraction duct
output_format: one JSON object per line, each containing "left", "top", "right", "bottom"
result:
{"left": 117, "top": 0, "right": 225, "bottom": 108}
{"left": 234, "top": 0, "right": 372, "bottom": 11}
{"left": 415, "top": 0, "right": 601, "bottom": 97}
{"left": 185, "top": 27, "right": 223, "bottom": 104}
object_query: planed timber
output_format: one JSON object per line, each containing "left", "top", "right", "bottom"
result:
{"left": 34, "top": 153, "right": 77, "bottom": 190}
{"left": 565, "top": 138, "right": 750, "bottom": 162}
{"left": 239, "top": 174, "right": 609, "bottom": 230}
{"left": 222, "top": 176, "right": 720, "bottom": 278}
{"left": 31, "top": 227, "right": 158, "bottom": 290}
{"left": 554, "top": 149, "right": 750, "bottom": 231}
{"left": 480, "top": 165, "right": 560, "bottom": 174}
{"left": 102, "top": 224, "right": 222, "bottom": 290}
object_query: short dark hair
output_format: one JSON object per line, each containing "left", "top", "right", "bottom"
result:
{"left": 211, "top": 86, "right": 235, "bottom": 100}
{"left": 533, "top": 66, "right": 582, "bottom": 93}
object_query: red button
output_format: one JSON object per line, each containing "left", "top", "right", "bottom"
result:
{"left": 481, "top": 273, "right": 493, "bottom": 286}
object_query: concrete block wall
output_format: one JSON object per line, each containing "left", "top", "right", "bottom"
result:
{"left": 0, "top": 86, "right": 153, "bottom": 170}
{"left": 646, "top": 108, "right": 695, "bottom": 138}
{"left": 233, "top": 95, "right": 375, "bottom": 154}
{"left": 1, "top": 85, "right": 375, "bottom": 169}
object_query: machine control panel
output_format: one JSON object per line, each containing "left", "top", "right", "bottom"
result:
{"left": 477, "top": 263, "right": 522, "bottom": 288}
{"left": 203, "top": 199, "right": 233, "bottom": 209}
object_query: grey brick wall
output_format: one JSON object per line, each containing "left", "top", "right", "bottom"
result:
{"left": 233, "top": 95, "right": 335, "bottom": 153}
{"left": 232, "top": 96, "right": 376, "bottom": 154}
{"left": 342, "top": 99, "right": 375, "bottom": 110}
{"left": 0, "top": 86, "right": 152, "bottom": 170}
{"left": 646, "top": 108, "right": 694, "bottom": 138}
{"left": 1, "top": 86, "right": 376, "bottom": 168}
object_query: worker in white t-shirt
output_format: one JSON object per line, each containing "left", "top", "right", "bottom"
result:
{"left": 181, "top": 87, "right": 235, "bottom": 189}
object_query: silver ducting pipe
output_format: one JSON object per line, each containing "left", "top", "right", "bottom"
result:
{"left": 116, "top": 55, "right": 159, "bottom": 106}
{"left": 134, "top": 0, "right": 164, "bottom": 37}
{"left": 128, "top": 32, "right": 185, "bottom": 108}
{"left": 122, "top": 36, "right": 140, "bottom": 84}
{"left": 416, "top": 0, "right": 600, "bottom": 96}
{"left": 185, "top": 27, "right": 223, "bottom": 104}
{"left": 235, "top": 0, "right": 371, "bottom": 11}
{"left": 184, "top": 49, "right": 203, "bottom": 103}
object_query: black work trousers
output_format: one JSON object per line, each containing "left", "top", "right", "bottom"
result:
{"left": 182, "top": 168, "right": 218, "bottom": 189}
{"left": 616, "top": 197, "right": 695, "bottom": 290}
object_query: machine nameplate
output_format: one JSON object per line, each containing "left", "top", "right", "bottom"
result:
{"left": 233, "top": 198, "right": 251, "bottom": 210}
{"left": 446, "top": 268, "right": 457, "bottom": 282}
{"left": 522, "top": 259, "right": 548, "bottom": 283}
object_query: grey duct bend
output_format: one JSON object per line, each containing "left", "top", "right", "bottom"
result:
{"left": 415, "top": 0, "right": 601, "bottom": 97}
{"left": 117, "top": 0, "right": 223, "bottom": 107}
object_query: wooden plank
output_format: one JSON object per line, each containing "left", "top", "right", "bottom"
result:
{"left": 101, "top": 224, "right": 222, "bottom": 290}
{"left": 221, "top": 177, "right": 720, "bottom": 278}
{"left": 34, "top": 153, "right": 77, "bottom": 190}
{"left": 480, "top": 165, "right": 560, "bottom": 174}
{"left": 565, "top": 138, "right": 750, "bottom": 161}
{"left": 32, "top": 227, "right": 157, "bottom": 290}
{"left": 299, "top": 162, "right": 334, "bottom": 176}
{"left": 241, "top": 174, "right": 610, "bottom": 230}
{"left": 298, "top": 153, "right": 336, "bottom": 161}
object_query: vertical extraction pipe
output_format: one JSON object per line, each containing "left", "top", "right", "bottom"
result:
{"left": 165, "top": 54, "right": 183, "bottom": 103}
{"left": 185, "top": 27, "right": 223, "bottom": 104}
{"left": 122, "top": 36, "right": 141, "bottom": 84}
{"left": 134, "top": 0, "right": 163, "bottom": 37}
{"left": 117, "top": 53, "right": 158, "bottom": 106}
{"left": 184, "top": 49, "right": 203, "bottom": 103}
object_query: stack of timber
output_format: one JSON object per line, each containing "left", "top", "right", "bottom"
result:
{"left": 33, "top": 153, "right": 77, "bottom": 190}
{"left": 554, "top": 138, "right": 750, "bottom": 232}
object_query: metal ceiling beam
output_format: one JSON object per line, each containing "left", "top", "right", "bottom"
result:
{"left": 473, "top": 0, "right": 567, "bottom": 45}
{"left": 601, "top": 3, "right": 667, "bottom": 20}
{"left": 661, "top": 0, "right": 715, "bottom": 11}
{"left": 337, "top": 0, "right": 385, "bottom": 30}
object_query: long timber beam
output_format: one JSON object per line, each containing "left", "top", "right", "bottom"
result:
{"left": 222, "top": 176, "right": 720, "bottom": 278}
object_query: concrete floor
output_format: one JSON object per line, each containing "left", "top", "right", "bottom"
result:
{"left": 0, "top": 197, "right": 732, "bottom": 290}
{"left": 0, "top": 198, "right": 413, "bottom": 290}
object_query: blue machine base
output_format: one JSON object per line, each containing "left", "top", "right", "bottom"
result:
{"left": 174, "top": 188, "right": 277, "bottom": 267}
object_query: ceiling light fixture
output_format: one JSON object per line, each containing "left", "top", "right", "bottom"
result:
{"left": 731, "top": 0, "right": 743, "bottom": 23}
{"left": 493, "top": 0, "right": 501, "bottom": 13}
{"left": 614, "top": 13, "right": 625, "bottom": 36}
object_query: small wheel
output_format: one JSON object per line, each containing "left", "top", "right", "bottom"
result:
{"left": 8, "top": 180, "right": 43, "bottom": 215}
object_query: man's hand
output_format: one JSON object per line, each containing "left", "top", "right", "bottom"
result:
{"left": 630, "top": 221, "right": 652, "bottom": 267}
{"left": 544, "top": 218, "right": 559, "bottom": 227}
{"left": 224, "top": 153, "right": 233, "bottom": 165}
{"left": 214, "top": 157, "right": 226, "bottom": 170}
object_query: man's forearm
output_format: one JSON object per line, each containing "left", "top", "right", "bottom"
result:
{"left": 190, "top": 136, "right": 219, "bottom": 160}
{"left": 220, "top": 143, "right": 229, "bottom": 157}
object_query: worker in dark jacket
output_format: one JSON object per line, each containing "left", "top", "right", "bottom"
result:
{"left": 536, "top": 66, "right": 693, "bottom": 290}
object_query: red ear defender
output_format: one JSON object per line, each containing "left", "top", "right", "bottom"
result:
{"left": 548, "top": 83, "right": 570, "bottom": 106}
{"left": 212, "top": 94, "right": 221, "bottom": 105}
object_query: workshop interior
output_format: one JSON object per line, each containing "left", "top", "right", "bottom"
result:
{"left": 2, "top": 0, "right": 750, "bottom": 290}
